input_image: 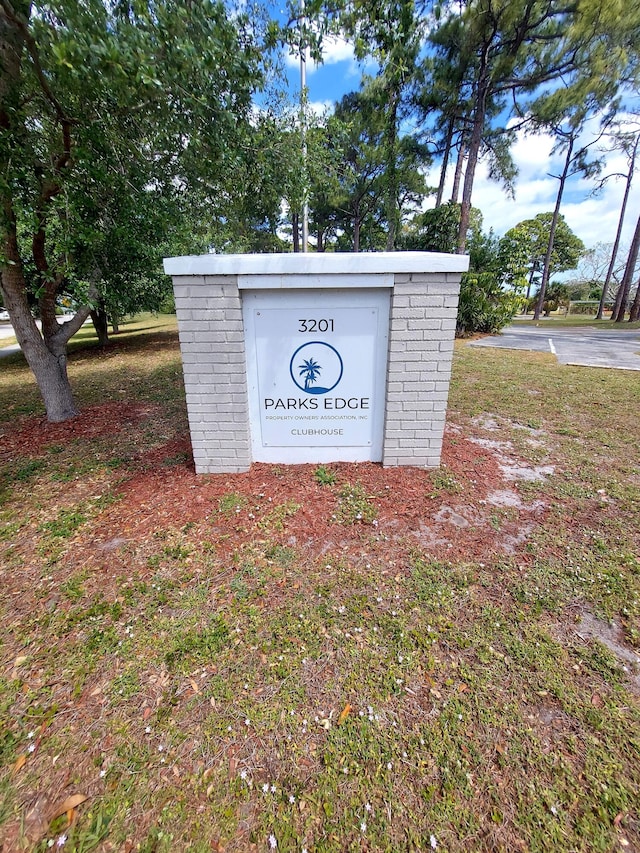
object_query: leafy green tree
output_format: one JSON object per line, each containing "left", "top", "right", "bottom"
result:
{"left": 306, "top": 121, "right": 346, "bottom": 251}
{"left": 402, "top": 201, "right": 483, "bottom": 254}
{"left": 0, "top": 0, "right": 261, "bottom": 421}
{"left": 326, "top": 89, "right": 387, "bottom": 251}
{"left": 456, "top": 271, "right": 523, "bottom": 336}
{"left": 502, "top": 214, "right": 585, "bottom": 305}
{"left": 419, "top": 11, "right": 518, "bottom": 215}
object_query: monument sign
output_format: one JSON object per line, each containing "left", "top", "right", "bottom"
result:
{"left": 163, "top": 252, "right": 468, "bottom": 474}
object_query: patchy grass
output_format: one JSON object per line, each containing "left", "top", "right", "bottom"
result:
{"left": 0, "top": 328, "right": 639, "bottom": 852}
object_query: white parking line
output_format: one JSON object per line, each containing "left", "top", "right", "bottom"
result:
{"left": 548, "top": 338, "right": 556, "bottom": 355}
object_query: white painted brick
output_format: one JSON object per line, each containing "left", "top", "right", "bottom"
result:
{"left": 405, "top": 356, "right": 438, "bottom": 369}
{"left": 190, "top": 343, "right": 218, "bottom": 354}
{"left": 173, "top": 275, "right": 205, "bottom": 288}
{"left": 178, "top": 320, "right": 211, "bottom": 332}
{"left": 187, "top": 297, "right": 216, "bottom": 311}
{"left": 406, "top": 340, "right": 431, "bottom": 351}
{"left": 416, "top": 282, "right": 457, "bottom": 294}
{"left": 405, "top": 400, "right": 435, "bottom": 412}
{"left": 409, "top": 295, "right": 445, "bottom": 308}
{"left": 407, "top": 319, "right": 442, "bottom": 331}
{"left": 391, "top": 293, "right": 412, "bottom": 307}
{"left": 180, "top": 352, "right": 205, "bottom": 364}
{"left": 195, "top": 331, "right": 228, "bottom": 343}
{"left": 211, "top": 297, "right": 241, "bottom": 310}
{"left": 203, "top": 275, "right": 236, "bottom": 286}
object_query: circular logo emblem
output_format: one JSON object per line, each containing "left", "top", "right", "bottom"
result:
{"left": 290, "top": 341, "right": 343, "bottom": 395}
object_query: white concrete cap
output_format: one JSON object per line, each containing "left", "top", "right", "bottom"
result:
{"left": 163, "top": 251, "right": 470, "bottom": 277}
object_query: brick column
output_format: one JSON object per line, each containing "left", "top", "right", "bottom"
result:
{"left": 382, "top": 272, "right": 460, "bottom": 468}
{"left": 172, "top": 275, "right": 251, "bottom": 474}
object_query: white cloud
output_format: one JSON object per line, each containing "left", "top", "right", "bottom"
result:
{"left": 429, "top": 122, "right": 638, "bottom": 257}
{"left": 317, "top": 35, "right": 356, "bottom": 66}
{"left": 284, "top": 34, "right": 361, "bottom": 76}
{"left": 308, "top": 99, "right": 334, "bottom": 117}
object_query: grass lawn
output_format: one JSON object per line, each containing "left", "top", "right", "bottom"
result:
{"left": 0, "top": 316, "right": 639, "bottom": 852}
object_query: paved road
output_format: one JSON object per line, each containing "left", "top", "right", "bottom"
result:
{"left": 0, "top": 317, "right": 82, "bottom": 359}
{"left": 0, "top": 323, "right": 20, "bottom": 358}
{"left": 469, "top": 323, "right": 640, "bottom": 371}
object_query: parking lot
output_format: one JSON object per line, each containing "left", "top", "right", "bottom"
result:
{"left": 469, "top": 323, "right": 640, "bottom": 371}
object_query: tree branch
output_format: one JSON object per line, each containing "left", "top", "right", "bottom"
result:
{"left": 0, "top": 0, "right": 73, "bottom": 131}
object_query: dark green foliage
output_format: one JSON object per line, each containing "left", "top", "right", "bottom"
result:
{"left": 457, "top": 272, "right": 523, "bottom": 336}
{"left": 404, "top": 202, "right": 525, "bottom": 335}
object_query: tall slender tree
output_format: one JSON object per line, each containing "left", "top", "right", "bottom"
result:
{"left": 530, "top": 112, "right": 604, "bottom": 320}
{"left": 597, "top": 133, "right": 638, "bottom": 319}
{"left": 431, "top": 0, "right": 579, "bottom": 253}
{"left": 612, "top": 214, "right": 640, "bottom": 322}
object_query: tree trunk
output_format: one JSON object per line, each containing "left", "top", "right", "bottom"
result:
{"left": 317, "top": 226, "right": 325, "bottom": 252}
{"left": 353, "top": 210, "right": 361, "bottom": 253}
{"left": 1, "top": 260, "right": 79, "bottom": 421}
{"left": 597, "top": 139, "right": 636, "bottom": 320}
{"left": 384, "top": 86, "right": 400, "bottom": 251}
{"left": 524, "top": 265, "right": 537, "bottom": 309}
{"left": 292, "top": 211, "right": 300, "bottom": 253}
{"left": 612, "top": 213, "right": 640, "bottom": 322}
{"left": 629, "top": 278, "right": 640, "bottom": 321}
{"left": 435, "top": 119, "right": 454, "bottom": 208}
{"left": 450, "top": 138, "right": 466, "bottom": 205}
{"left": 0, "top": 0, "right": 91, "bottom": 422}
{"left": 91, "top": 305, "right": 109, "bottom": 346}
{"left": 610, "top": 280, "right": 624, "bottom": 321}
{"left": 534, "top": 138, "right": 573, "bottom": 321}
{"left": 457, "top": 77, "right": 487, "bottom": 253}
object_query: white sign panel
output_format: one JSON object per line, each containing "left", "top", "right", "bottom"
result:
{"left": 243, "top": 287, "right": 390, "bottom": 463}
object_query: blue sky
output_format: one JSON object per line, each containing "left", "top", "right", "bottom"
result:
{"left": 275, "top": 34, "right": 639, "bottom": 273}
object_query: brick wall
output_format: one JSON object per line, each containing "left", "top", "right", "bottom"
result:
{"left": 173, "top": 275, "right": 251, "bottom": 474}
{"left": 382, "top": 272, "right": 460, "bottom": 467}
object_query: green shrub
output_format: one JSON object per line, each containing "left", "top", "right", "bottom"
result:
{"left": 456, "top": 272, "right": 522, "bottom": 337}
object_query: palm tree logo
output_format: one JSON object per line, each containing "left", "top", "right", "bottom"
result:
{"left": 299, "top": 357, "right": 322, "bottom": 392}
{"left": 290, "top": 342, "right": 343, "bottom": 394}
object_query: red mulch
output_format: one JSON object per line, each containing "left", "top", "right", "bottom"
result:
{"left": 87, "top": 425, "right": 543, "bottom": 570}
{"left": 0, "top": 402, "right": 159, "bottom": 457}
{"left": 1, "top": 401, "right": 550, "bottom": 603}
